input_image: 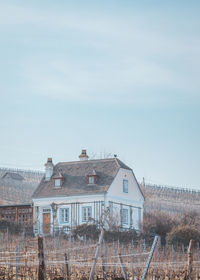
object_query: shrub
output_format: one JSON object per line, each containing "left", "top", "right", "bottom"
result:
{"left": 72, "top": 224, "right": 138, "bottom": 243}
{"left": 142, "top": 211, "right": 176, "bottom": 245}
{"left": 72, "top": 224, "right": 100, "bottom": 240}
{"left": 104, "top": 228, "right": 138, "bottom": 242}
{"left": 0, "top": 220, "right": 22, "bottom": 234}
{"left": 179, "top": 211, "right": 200, "bottom": 228}
{"left": 166, "top": 225, "right": 200, "bottom": 246}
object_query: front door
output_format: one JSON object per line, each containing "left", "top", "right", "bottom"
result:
{"left": 43, "top": 213, "right": 51, "bottom": 234}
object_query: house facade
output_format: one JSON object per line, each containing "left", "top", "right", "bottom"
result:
{"left": 0, "top": 204, "right": 32, "bottom": 227}
{"left": 32, "top": 150, "right": 144, "bottom": 235}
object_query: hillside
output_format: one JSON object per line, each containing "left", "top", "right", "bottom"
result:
{"left": 0, "top": 166, "right": 199, "bottom": 214}
{"left": 0, "top": 167, "right": 43, "bottom": 205}
{"left": 141, "top": 183, "right": 200, "bottom": 215}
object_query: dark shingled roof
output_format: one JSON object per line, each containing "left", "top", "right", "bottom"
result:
{"left": 32, "top": 158, "right": 132, "bottom": 199}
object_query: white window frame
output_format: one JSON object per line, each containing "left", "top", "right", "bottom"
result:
{"left": 59, "top": 208, "right": 70, "bottom": 224}
{"left": 123, "top": 179, "right": 128, "bottom": 193}
{"left": 82, "top": 206, "right": 92, "bottom": 222}
{"left": 88, "top": 176, "right": 95, "bottom": 184}
{"left": 122, "top": 208, "right": 128, "bottom": 225}
{"left": 55, "top": 179, "right": 61, "bottom": 188}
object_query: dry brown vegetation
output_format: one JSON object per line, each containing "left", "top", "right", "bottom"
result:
{"left": 0, "top": 228, "right": 200, "bottom": 280}
{"left": 141, "top": 184, "right": 200, "bottom": 216}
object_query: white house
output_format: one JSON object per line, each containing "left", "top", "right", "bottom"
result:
{"left": 32, "top": 150, "right": 144, "bottom": 235}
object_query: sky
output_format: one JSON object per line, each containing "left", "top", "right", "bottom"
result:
{"left": 0, "top": 0, "right": 200, "bottom": 189}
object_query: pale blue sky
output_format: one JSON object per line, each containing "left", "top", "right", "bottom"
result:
{"left": 0, "top": 1, "right": 199, "bottom": 188}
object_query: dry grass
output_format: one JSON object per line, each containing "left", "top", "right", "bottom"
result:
{"left": 0, "top": 232, "right": 200, "bottom": 279}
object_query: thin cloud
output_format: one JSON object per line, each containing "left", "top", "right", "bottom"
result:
{"left": 20, "top": 55, "right": 199, "bottom": 106}
{"left": 1, "top": 2, "right": 200, "bottom": 106}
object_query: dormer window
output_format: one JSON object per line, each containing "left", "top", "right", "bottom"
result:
{"left": 53, "top": 172, "right": 63, "bottom": 188}
{"left": 88, "top": 169, "right": 98, "bottom": 185}
{"left": 55, "top": 179, "right": 61, "bottom": 188}
{"left": 88, "top": 176, "right": 95, "bottom": 184}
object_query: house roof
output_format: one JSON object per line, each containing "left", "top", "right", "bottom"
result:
{"left": 0, "top": 168, "right": 43, "bottom": 205}
{"left": 32, "top": 158, "right": 132, "bottom": 199}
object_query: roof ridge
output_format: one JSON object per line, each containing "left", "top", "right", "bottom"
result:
{"left": 57, "top": 158, "right": 116, "bottom": 165}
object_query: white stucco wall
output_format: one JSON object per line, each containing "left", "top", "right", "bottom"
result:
{"left": 106, "top": 169, "right": 144, "bottom": 205}
{"left": 33, "top": 194, "right": 105, "bottom": 234}
{"left": 105, "top": 168, "right": 144, "bottom": 230}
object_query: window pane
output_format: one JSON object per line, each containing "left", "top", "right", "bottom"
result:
{"left": 55, "top": 179, "right": 61, "bottom": 187}
{"left": 123, "top": 180, "right": 128, "bottom": 193}
{"left": 122, "top": 209, "right": 128, "bottom": 225}
{"left": 65, "top": 209, "right": 69, "bottom": 223}
{"left": 82, "top": 207, "right": 92, "bottom": 222}
{"left": 60, "top": 208, "right": 69, "bottom": 223}
{"left": 89, "top": 176, "right": 94, "bottom": 184}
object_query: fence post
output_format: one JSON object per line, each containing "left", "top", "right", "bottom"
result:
{"left": 16, "top": 246, "right": 18, "bottom": 280}
{"left": 65, "top": 253, "right": 70, "bottom": 280}
{"left": 131, "top": 240, "right": 134, "bottom": 280}
{"left": 38, "top": 236, "right": 46, "bottom": 280}
{"left": 24, "top": 245, "right": 28, "bottom": 272}
{"left": 119, "top": 253, "right": 127, "bottom": 280}
{"left": 113, "top": 242, "right": 117, "bottom": 277}
{"left": 188, "top": 239, "right": 195, "bottom": 280}
{"left": 101, "top": 240, "right": 108, "bottom": 280}
{"left": 89, "top": 228, "right": 104, "bottom": 280}
{"left": 141, "top": 235, "right": 160, "bottom": 280}
{"left": 84, "top": 235, "right": 87, "bottom": 262}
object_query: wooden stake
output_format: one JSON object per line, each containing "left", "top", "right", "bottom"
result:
{"left": 141, "top": 235, "right": 159, "bottom": 280}
{"left": 101, "top": 241, "right": 108, "bottom": 280}
{"left": 16, "top": 246, "right": 18, "bottom": 280}
{"left": 89, "top": 228, "right": 104, "bottom": 280}
{"left": 38, "top": 236, "right": 46, "bottom": 280}
{"left": 119, "top": 253, "right": 127, "bottom": 280}
{"left": 131, "top": 240, "right": 134, "bottom": 280}
{"left": 65, "top": 253, "right": 70, "bottom": 280}
{"left": 188, "top": 239, "right": 195, "bottom": 280}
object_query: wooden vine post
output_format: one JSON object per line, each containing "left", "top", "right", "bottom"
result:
{"left": 38, "top": 236, "right": 46, "bottom": 280}
{"left": 89, "top": 227, "right": 104, "bottom": 280}
{"left": 65, "top": 253, "right": 70, "bottom": 280}
{"left": 188, "top": 239, "right": 195, "bottom": 280}
{"left": 119, "top": 253, "right": 127, "bottom": 280}
{"left": 141, "top": 235, "right": 160, "bottom": 280}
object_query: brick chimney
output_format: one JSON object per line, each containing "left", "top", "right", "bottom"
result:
{"left": 79, "top": 149, "right": 89, "bottom": 161}
{"left": 44, "top": 158, "right": 54, "bottom": 181}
